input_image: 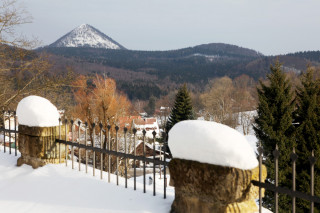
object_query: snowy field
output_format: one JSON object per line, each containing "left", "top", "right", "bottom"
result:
{"left": 0, "top": 149, "right": 174, "bottom": 213}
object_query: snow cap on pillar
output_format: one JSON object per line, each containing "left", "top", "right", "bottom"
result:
{"left": 16, "top": 96, "right": 60, "bottom": 127}
{"left": 168, "top": 120, "right": 258, "bottom": 170}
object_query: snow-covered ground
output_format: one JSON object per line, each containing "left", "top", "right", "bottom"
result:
{"left": 0, "top": 149, "right": 174, "bottom": 213}
{"left": 0, "top": 147, "right": 272, "bottom": 213}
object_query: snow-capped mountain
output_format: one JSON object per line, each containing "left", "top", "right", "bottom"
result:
{"left": 49, "top": 24, "right": 126, "bottom": 49}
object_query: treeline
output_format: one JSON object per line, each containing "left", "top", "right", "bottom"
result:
{"left": 117, "top": 81, "right": 164, "bottom": 100}
{"left": 254, "top": 62, "right": 320, "bottom": 212}
{"left": 39, "top": 45, "right": 264, "bottom": 85}
{"left": 42, "top": 43, "right": 261, "bottom": 61}
{"left": 38, "top": 46, "right": 320, "bottom": 102}
{"left": 287, "top": 50, "right": 320, "bottom": 62}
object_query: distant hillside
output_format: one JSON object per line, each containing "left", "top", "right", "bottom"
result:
{"left": 39, "top": 43, "right": 264, "bottom": 83}
{"left": 42, "top": 42, "right": 261, "bottom": 60}
{"left": 38, "top": 44, "right": 320, "bottom": 100}
{"left": 287, "top": 51, "right": 320, "bottom": 63}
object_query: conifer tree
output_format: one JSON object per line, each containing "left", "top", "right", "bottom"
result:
{"left": 166, "top": 84, "right": 195, "bottom": 133}
{"left": 253, "top": 61, "right": 295, "bottom": 211}
{"left": 144, "top": 96, "right": 156, "bottom": 116}
{"left": 295, "top": 68, "right": 320, "bottom": 212}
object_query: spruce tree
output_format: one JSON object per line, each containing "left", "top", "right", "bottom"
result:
{"left": 144, "top": 96, "right": 156, "bottom": 116}
{"left": 253, "top": 61, "right": 295, "bottom": 211}
{"left": 166, "top": 84, "right": 194, "bottom": 133}
{"left": 295, "top": 68, "right": 320, "bottom": 212}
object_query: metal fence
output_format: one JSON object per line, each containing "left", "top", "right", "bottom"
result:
{"left": 0, "top": 110, "right": 169, "bottom": 198}
{"left": 253, "top": 144, "right": 320, "bottom": 213}
{"left": 0, "top": 110, "right": 18, "bottom": 155}
{"left": 55, "top": 118, "right": 169, "bottom": 198}
{"left": 3, "top": 109, "right": 320, "bottom": 211}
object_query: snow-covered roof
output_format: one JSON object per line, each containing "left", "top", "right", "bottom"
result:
{"left": 168, "top": 120, "right": 258, "bottom": 170}
{"left": 134, "top": 140, "right": 160, "bottom": 152}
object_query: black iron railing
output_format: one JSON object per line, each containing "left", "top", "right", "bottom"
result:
{"left": 55, "top": 118, "right": 169, "bottom": 199}
{"left": 254, "top": 144, "right": 320, "bottom": 213}
{"left": 0, "top": 110, "right": 18, "bottom": 156}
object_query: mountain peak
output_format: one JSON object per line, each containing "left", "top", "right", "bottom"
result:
{"left": 49, "top": 24, "right": 126, "bottom": 49}
{"left": 79, "top": 23, "right": 90, "bottom": 27}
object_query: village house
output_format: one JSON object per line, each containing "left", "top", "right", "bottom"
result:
{"left": 129, "top": 140, "right": 170, "bottom": 168}
{"left": 118, "top": 115, "right": 141, "bottom": 130}
{"left": 132, "top": 117, "right": 160, "bottom": 139}
{"left": 132, "top": 141, "right": 169, "bottom": 158}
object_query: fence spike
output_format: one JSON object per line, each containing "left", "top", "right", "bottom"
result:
{"left": 124, "top": 128, "right": 127, "bottom": 188}
{"left": 153, "top": 131, "right": 156, "bottom": 196}
{"left": 3, "top": 109, "right": 5, "bottom": 153}
{"left": 258, "top": 141, "right": 263, "bottom": 213}
{"left": 58, "top": 118, "right": 61, "bottom": 163}
{"left": 143, "top": 130, "right": 146, "bottom": 193}
{"left": 71, "top": 120, "right": 74, "bottom": 169}
{"left": 85, "top": 121, "right": 88, "bottom": 173}
{"left": 8, "top": 110, "right": 11, "bottom": 154}
{"left": 14, "top": 111, "right": 17, "bottom": 156}
{"left": 291, "top": 147, "right": 297, "bottom": 213}
{"left": 274, "top": 144, "right": 279, "bottom": 213}
{"left": 164, "top": 140, "right": 167, "bottom": 199}
{"left": 78, "top": 120, "right": 81, "bottom": 171}
{"left": 100, "top": 125, "right": 103, "bottom": 180}
{"left": 133, "top": 128, "right": 137, "bottom": 190}
{"left": 116, "top": 126, "right": 119, "bottom": 185}
{"left": 107, "top": 125, "right": 111, "bottom": 183}
{"left": 92, "top": 125, "right": 96, "bottom": 177}
{"left": 65, "top": 118, "right": 68, "bottom": 167}
{"left": 310, "top": 150, "right": 316, "bottom": 212}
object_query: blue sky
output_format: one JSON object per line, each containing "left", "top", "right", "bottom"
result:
{"left": 18, "top": 0, "right": 320, "bottom": 55}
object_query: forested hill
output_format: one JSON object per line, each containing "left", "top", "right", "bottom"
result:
{"left": 40, "top": 43, "right": 262, "bottom": 60}
{"left": 37, "top": 43, "right": 320, "bottom": 100}
{"left": 287, "top": 51, "right": 320, "bottom": 63}
{"left": 38, "top": 43, "right": 265, "bottom": 83}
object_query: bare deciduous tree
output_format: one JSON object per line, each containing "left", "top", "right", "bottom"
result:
{"left": 0, "top": 0, "right": 71, "bottom": 109}
{"left": 200, "top": 75, "right": 257, "bottom": 130}
{"left": 200, "top": 76, "right": 236, "bottom": 126}
{"left": 72, "top": 75, "right": 133, "bottom": 173}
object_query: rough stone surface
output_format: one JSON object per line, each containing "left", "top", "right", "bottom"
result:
{"left": 17, "top": 125, "right": 67, "bottom": 169}
{"left": 169, "top": 158, "right": 267, "bottom": 213}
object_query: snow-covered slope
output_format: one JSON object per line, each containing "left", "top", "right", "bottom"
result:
{"left": 49, "top": 24, "right": 126, "bottom": 49}
{"left": 0, "top": 150, "right": 173, "bottom": 213}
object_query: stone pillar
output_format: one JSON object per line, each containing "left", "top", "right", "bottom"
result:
{"left": 17, "top": 125, "right": 67, "bottom": 169}
{"left": 169, "top": 159, "right": 267, "bottom": 213}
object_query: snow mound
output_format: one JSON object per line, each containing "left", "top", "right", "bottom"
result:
{"left": 168, "top": 120, "right": 258, "bottom": 170}
{"left": 16, "top": 96, "right": 60, "bottom": 127}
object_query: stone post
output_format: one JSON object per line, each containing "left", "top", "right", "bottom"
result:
{"left": 167, "top": 120, "right": 268, "bottom": 213}
{"left": 169, "top": 159, "right": 267, "bottom": 213}
{"left": 17, "top": 124, "right": 67, "bottom": 169}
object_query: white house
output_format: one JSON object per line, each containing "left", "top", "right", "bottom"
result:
{"left": 132, "top": 117, "right": 160, "bottom": 138}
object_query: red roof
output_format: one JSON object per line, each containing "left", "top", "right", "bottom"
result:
{"left": 118, "top": 116, "right": 141, "bottom": 129}
{"left": 133, "top": 118, "right": 157, "bottom": 125}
